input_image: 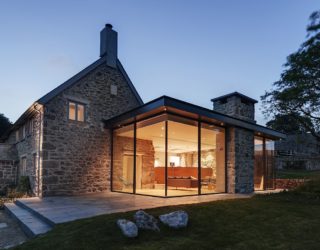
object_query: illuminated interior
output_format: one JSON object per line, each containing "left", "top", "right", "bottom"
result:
{"left": 112, "top": 114, "right": 226, "bottom": 197}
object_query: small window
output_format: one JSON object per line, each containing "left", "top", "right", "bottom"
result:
{"left": 28, "top": 119, "right": 33, "bottom": 135}
{"left": 68, "top": 101, "right": 85, "bottom": 122}
{"left": 22, "top": 125, "right": 26, "bottom": 139}
{"left": 16, "top": 130, "right": 19, "bottom": 142}
{"left": 21, "top": 157, "right": 27, "bottom": 176}
{"left": 33, "top": 153, "right": 37, "bottom": 171}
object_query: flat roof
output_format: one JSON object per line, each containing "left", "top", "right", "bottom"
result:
{"left": 103, "top": 96, "right": 285, "bottom": 139}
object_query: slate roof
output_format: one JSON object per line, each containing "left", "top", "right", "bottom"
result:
{"left": 1, "top": 56, "right": 143, "bottom": 141}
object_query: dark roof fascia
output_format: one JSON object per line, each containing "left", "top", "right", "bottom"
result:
{"left": 211, "top": 92, "right": 258, "bottom": 104}
{"left": 116, "top": 59, "right": 144, "bottom": 105}
{"left": 104, "top": 96, "right": 286, "bottom": 139}
{"left": 37, "top": 56, "right": 107, "bottom": 105}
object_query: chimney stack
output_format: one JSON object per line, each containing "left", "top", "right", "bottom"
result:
{"left": 211, "top": 92, "right": 257, "bottom": 123}
{"left": 100, "top": 23, "right": 118, "bottom": 68}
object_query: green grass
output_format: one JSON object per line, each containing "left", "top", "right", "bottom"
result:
{"left": 14, "top": 181, "right": 320, "bottom": 250}
{"left": 276, "top": 169, "right": 320, "bottom": 179}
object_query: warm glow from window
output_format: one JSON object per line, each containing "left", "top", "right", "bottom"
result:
{"left": 69, "top": 102, "right": 76, "bottom": 120}
{"left": 68, "top": 101, "right": 85, "bottom": 122}
{"left": 77, "top": 104, "right": 85, "bottom": 122}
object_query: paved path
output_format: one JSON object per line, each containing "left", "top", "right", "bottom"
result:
{"left": 17, "top": 192, "right": 252, "bottom": 224}
{"left": 0, "top": 210, "right": 27, "bottom": 249}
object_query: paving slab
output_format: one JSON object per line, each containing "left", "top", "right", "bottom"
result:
{"left": 16, "top": 191, "right": 255, "bottom": 224}
{"left": 4, "top": 203, "right": 53, "bottom": 237}
{"left": 0, "top": 210, "right": 27, "bottom": 249}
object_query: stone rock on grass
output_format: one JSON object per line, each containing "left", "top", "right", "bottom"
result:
{"left": 159, "top": 210, "right": 188, "bottom": 229}
{"left": 117, "top": 219, "right": 138, "bottom": 238}
{"left": 134, "top": 210, "right": 160, "bottom": 232}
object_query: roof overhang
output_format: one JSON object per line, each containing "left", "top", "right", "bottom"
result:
{"left": 103, "top": 96, "right": 286, "bottom": 140}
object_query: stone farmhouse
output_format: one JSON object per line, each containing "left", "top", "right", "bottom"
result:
{"left": 0, "top": 24, "right": 285, "bottom": 197}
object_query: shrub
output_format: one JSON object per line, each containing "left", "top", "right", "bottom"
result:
{"left": 17, "top": 176, "right": 31, "bottom": 194}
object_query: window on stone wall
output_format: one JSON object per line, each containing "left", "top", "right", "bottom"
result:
{"left": 28, "top": 119, "right": 33, "bottom": 135}
{"left": 20, "top": 157, "right": 27, "bottom": 176}
{"left": 68, "top": 101, "right": 85, "bottom": 122}
{"left": 22, "top": 125, "right": 26, "bottom": 139}
{"left": 33, "top": 153, "right": 37, "bottom": 172}
{"left": 16, "top": 130, "right": 19, "bottom": 142}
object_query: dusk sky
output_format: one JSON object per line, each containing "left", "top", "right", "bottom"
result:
{"left": 0, "top": 1, "right": 318, "bottom": 124}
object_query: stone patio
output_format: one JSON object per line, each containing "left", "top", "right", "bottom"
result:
{"left": 17, "top": 192, "right": 251, "bottom": 225}
{"left": 5, "top": 190, "right": 281, "bottom": 237}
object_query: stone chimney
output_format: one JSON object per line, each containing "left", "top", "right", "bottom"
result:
{"left": 211, "top": 92, "right": 257, "bottom": 123}
{"left": 100, "top": 23, "right": 118, "bottom": 68}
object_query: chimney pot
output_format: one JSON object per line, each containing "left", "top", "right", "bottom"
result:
{"left": 106, "top": 23, "right": 113, "bottom": 29}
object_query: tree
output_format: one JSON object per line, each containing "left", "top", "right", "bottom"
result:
{"left": 0, "top": 113, "right": 12, "bottom": 138}
{"left": 261, "top": 10, "right": 320, "bottom": 138}
{"left": 266, "top": 113, "right": 312, "bottom": 134}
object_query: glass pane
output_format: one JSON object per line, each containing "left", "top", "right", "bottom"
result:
{"left": 254, "top": 137, "right": 264, "bottom": 191}
{"left": 77, "top": 104, "right": 85, "bottom": 122}
{"left": 167, "top": 117, "right": 198, "bottom": 196}
{"left": 69, "top": 102, "right": 76, "bottom": 120}
{"left": 136, "top": 116, "right": 166, "bottom": 197}
{"left": 112, "top": 124, "right": 134, "bottom": 193}
{"left": 201, "top": 123, "right": 225, "bottom": 194}
{"left": 265, "top": 139, "right": 275, "bottom": 189}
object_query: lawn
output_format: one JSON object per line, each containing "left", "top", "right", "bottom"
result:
{"left": 276, "top": 169, "right": 320, "bottom": 179}
{"left": 14, "top": 180, "right": 320, "bottom": 250}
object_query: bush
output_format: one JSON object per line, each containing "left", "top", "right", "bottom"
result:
{"left": 17, "top": 176, "right": 31, "bottom": 194}
{"left": 294, "top": 177, "right": 320, "bottom": 194}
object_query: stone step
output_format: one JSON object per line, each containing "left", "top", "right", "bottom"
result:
{"left": 4, "top": 203, "right": 53, "bottom": 238}
{"left": 15, "top": 200, "right": 56, "bottom": 227}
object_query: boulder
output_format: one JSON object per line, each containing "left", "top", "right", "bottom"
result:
{"left": 134, "top": 210, "right": 160, "bottom": 231}
{"left": 159, "top": 210, "right": 188, "bottom": 229}
{"left": 117, "top": 219, "right": 138, "bottom": 238}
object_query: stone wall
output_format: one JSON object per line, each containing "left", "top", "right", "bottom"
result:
{"left": 213, "top": 96, "right": 255, "bottom": 122}
{"left": 6, "top": 111, "right": 42, "bottom": 195}
{"left": 227, "top": 127, "right": 254, "bottom": 193}
{"left": 275, "top": 133, "right": 320, "bottom": 170}
{"left": 0, "top": 160, "right": 17, "bottom": 193}
{"left": 275, "top": 178, "right": 306, "bottom": 189}
{"left": 112, "top": 136, "right": 155, "bottom": 191}
{"left": 41, "top": 63, "right": 141, "bottom": 196}
{"left": 0, "top": 144, "right": 18, "bottom": 193}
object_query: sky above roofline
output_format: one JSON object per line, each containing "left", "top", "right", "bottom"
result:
{"left": 0, "top": 0, "right": 318, "bottom": 125}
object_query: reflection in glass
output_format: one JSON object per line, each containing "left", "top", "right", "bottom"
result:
{"left": 136, "top": 116, "right": 166, "bottom": 196}
{"left": 167, "top": 117, "right": 198, "bottom": 196}
{"left": 201, "top": 123, "right": 225, "bottom": 194}
{"left": 112, "top": 124, "right": 134, "bottom": 193}
{"left": 254, "top": 137, "right": 264, "bottom": 191}
{"left": 265, "top": 139, "right": 275, "bottom": 189}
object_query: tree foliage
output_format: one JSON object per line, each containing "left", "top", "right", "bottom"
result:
{"left": 0, "top": 113, "right": 12, "bottom": 138}
{"left": 261, "top": 10, "right": 320, "bottom": 138}
{"left": 266, "top": 113, "right": 312, "bottom": 134}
